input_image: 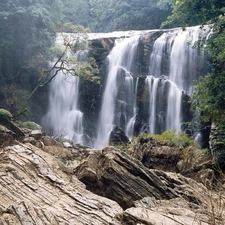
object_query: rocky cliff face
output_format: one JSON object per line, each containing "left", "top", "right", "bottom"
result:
{"left": 0, "top": 120, "right": 225, "bottom": 225}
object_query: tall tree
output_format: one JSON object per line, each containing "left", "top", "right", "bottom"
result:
{"left": 89, "top": 0, "right": 172, "bottom": 31}
{"left": 161, "top": 0, "right": 225, "bottom": 28}
{"left": 0, "top": 0, "right": 62, "bottom": 81}
{"left": 63, "top": 0, "right": 95, "bottom": 30}
{"left": 0, "top": 0, "right": 63, "bottom": 115}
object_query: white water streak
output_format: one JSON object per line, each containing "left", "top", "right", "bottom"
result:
{"left": 95, "top": 36, "right": 139, "bottom": 148}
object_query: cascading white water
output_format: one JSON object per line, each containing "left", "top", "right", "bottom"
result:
{"left": 125, "top": 77, "right": 139, "bottom": 139}
{"left": 169, "top": 26, "right": 201, "bottom": 94}
{"left": 95, "top": 36, "right": 139, "bottom": 148}
{"left": 42, "top": 45, "right": 88, "bottom": 145}
{"left": 149, "top": 33, "right": 170, "bottom": 77}
{"left": 146, "top": 25, "right": 211, "bottom": 133}
{"left": 167, "top": 26, "right": 209, "bottom": 131}
{"left": 42, "top": 26, "right": 211, "bottom": 148}
{"left": 166, "top": 81, "right": 183, "bottom": 131}
{"left": 146, "top": 76, "right": 161, "bottom": 133}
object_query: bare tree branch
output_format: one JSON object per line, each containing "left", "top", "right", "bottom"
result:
{"left": 15, "top": 37, "right": 79, "bottom": 119}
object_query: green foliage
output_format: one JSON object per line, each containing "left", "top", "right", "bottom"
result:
{"left": 0, "top": 108, "right": 12, "bottom": 123}
{"left": 112, "top": 143, "right": 133, "bottom": 152}
{"left": 116, "top": 130, "right": 198, "bottom": 153}
{"left": 73, "top": 57, "right": 100, "bottom": 83}
{"left": 209, "top": 125, "right": 225, "bottom": 171}
{"left": 62, "top": 0, "right": 95, "bottom": 30}
{"left": 161, "top": 0, "right": 225, "bottom": 28}
{"left": 157, "top": 0, "right": 174, "bottom": 11}
{"left": 0, "top": 1, "right": 59, "bottom": 78}
{"left": 192, "top": 17, "right": 225, "bottom": 125}
{"left": 156, "top": 130, "right": 196, "bottom": 148}
{"left": 61, "top": 0, "right": 172, "bottom": 32}
{"left": 0, "top": 0, "right": 64, "bottom": 122}
{"left": 60, "top": 22, "right": 91, "bottom": 33}
{"left": 191, "top": 72, "right": 225, "bottom": 124}
{"left": 94, "top": 0, "right": 172, "bottom": 32}
{"left": 181, "top": 146, "right": 207, "bottom": 161}
{"left": 1, "top": 84, "right": 30, "bottom": 115}
{"left": 50, "top": 44, "right": 67, "bottom": 58}
{"left": 17, "top": 121, "right": 39, "bottom": 130}
{"left": 134, "top": 130, "right": 196, "bottom": 149}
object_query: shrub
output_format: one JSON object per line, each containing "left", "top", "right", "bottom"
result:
{"left": 18, "top": 121, "right": 40, "bottom": 130}
{"left": 0, "top": 109, "right": 12, "bottom": 123}
{"left": 135, "top": 130, "right": 197, "bottom": 148}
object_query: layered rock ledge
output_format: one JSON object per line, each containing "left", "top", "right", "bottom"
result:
{"left": 0, "top": 143, "right": 123, "bottom": 224}
{"left": 1, "top": 137, "right": 225, "bottom": 224}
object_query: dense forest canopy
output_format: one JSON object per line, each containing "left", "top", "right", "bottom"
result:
{"left": 0, "top": 0, "right": 225, "bottom": 128}
{"left": 61, "top": 0, "right": 172, "bottom": 32}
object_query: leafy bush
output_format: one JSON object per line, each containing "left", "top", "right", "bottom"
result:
{"left": 1, "top": 84, "right": 30, "bottom": 116}
{"left": 0, "top": 108, "right": 12, "bottom": 120}
{"left": 0, "top": 109, "right": 13, "bottom": 126}
{"left": 17, "top": 121, "right": 40, "bottom": 130}
{"left": 135, "top": 130, "right": 196, "bottom": 148}
{"left": 117, "top": 130, "right": 198, "bottom": 153}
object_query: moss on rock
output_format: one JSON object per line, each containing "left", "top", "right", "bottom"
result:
{"left": 0, "top": 108, "right": 13, "bottom": 126}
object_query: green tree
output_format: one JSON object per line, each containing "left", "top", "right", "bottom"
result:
{"left": 192, "top": 16, "right": 225, "bottom": 125}
{"left": 63, "top": 0, "right": 96, "bottom": 30}
{"left": 89, "top": 0, "right": 172, "bottom": 32}
{"left": 0, "top": 0, "right": 63, "bottom": 116}
{"left": 59, "top": 22, "right": 91, "bottom": 33}
{"left": 0, "top": 0, "right": 62, "bottom": 81}
{"left": 161, "top": 0, "right": 225, "bottom": 28}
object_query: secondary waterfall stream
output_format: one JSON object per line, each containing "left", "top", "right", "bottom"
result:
{"left": 42, "top": 41, "right": 88, "bottom": 145}
{"left": 146, "top": 26, "right": 210, "bottom": 135}
{"left": 42, "top": 26, "right": 211, "bottom": 148}
{"left": 95, "top": 36, "right": 139, "bottom": 148}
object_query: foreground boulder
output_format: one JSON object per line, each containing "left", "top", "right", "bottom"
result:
{"left": 109, "top": 126, "right": 130, "bottom": 145}
{"left": 74, "top": 146, "right": 225, "bottom": 224}
{"left": 0, "top": 144, "right": 123, "bottom": 224}
{"left": 75, "top": 147, "right": 178, "bottom": 209}
{"left": 130, "top": 136, "right": 215, "bottom": 185}
{"left": 0, "top": 109, "right": 25, "bottom": 146}
{"left": 74, "top": 147, "right": 221, "bottom": 207}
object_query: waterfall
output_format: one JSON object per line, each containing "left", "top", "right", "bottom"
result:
{"left": 125, "top": 77, "right": 139, "bottom": 139}
{"left": 148, "top": 33, "right": 171, "bottom": 77}
{"left": 42, "top": 26, "right": 211, "bottom": 148}
{"left": 42, "top": 43, "right": 88, "bottom": 145}
{"left": 145, "top": 76, "right": 167, "bottom": 134}
{"left": 146, "top": 25, "right": 211, "bottom": 133}
{"left": 95, "top": 36, "right": 139, "bottom": 148}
